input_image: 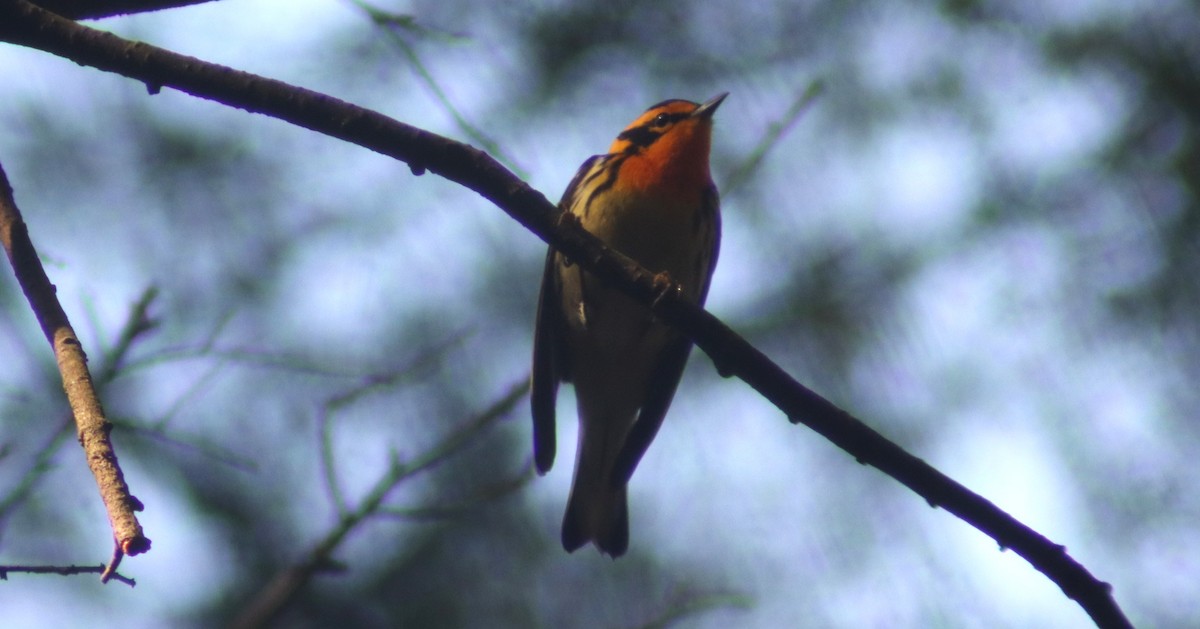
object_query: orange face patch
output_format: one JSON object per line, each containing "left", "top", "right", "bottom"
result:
{"left": 606, "top": 101, "right": 714, "bottom": 200}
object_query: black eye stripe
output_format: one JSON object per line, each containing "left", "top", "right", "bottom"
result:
{"left": 652, "top": 112, "right": 688, "bottom": 126}
{"left": 616, "top": 111, "right": 690, "bottom": 150}
{"left": 616, "top": 126, "right": 661, "bottom": 149}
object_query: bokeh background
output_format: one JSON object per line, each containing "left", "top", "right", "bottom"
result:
{"left": 1, "top": 1, "right": 1197, "bottom": 627}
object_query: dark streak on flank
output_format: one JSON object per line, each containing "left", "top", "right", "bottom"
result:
{"left": 578, "top": 154, "right": 627, "bottom": 219}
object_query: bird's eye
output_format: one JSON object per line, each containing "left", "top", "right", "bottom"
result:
{"left": 653, "top": 113, "right": 670, "bottom": 126}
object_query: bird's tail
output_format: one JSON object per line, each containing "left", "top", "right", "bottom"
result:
{"left": 561, "top": 417, "right": 630, "bottom": 557}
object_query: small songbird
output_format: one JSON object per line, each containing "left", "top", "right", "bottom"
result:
{"left": 531, "top": 94, "right": 726, "bottom": 556}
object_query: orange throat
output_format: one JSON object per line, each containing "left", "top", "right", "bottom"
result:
{"left": 612, "top": 120, "right": 713, "bottom": 201}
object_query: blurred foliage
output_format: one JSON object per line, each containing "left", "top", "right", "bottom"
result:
{"left": 0, "top": 0, "right": 1198, "bottom": 627}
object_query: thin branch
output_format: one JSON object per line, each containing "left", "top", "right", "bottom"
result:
{"left": 722, "top": 79, "right": 825, "bottom": 196}
{"left": 0, "top": 287, "right": 157, "bottom": 542}
{"left": 113, "top": 417, "right": 257, "bottom": 472}
{"left": 632, "top": 589, "right": 754, "bottom": 629}
{"left": 0, "top": 416, "right": 73, "bottom": 540}
{"left": 94, "top": 286, "right": 160, "bottom": 381}
{"left": 99, "top": 542, "right": 124, "bottom": 583}
{"left": 0, "top": 159, "right": 150, "bottom": 557}
{"left": 0, "top": 562, "right": 136, "bottom": 587}
{"left": 0, "top": 5, "right": 1131, "bottom": 626}
{"left": 375, "top": 459, "right": 536, "bottom": 522}
{"left": 31, "top": 0, "right": 219, "bottom": 19}
{"left": 317, "top": 331, "right": 472, "bottom": 515}
{"left": 347, "top": 0, "right": 528, "bottom": 177}
{"left": 122, "top": 346, "right": 375, "bottom": 379}
{"left": 229, "top": 379, "right": 529, "bottom": 629}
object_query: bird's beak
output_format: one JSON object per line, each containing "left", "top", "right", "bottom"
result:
{"left": 693, "top": 92, "right": 729, "bottom": 119}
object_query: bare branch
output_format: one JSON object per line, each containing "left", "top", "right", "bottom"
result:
{"left": 722, "top": 79, "right": 825, "bottom": 196}
{"left": 31, "top": 0, "right": 219, "bottom": 19}
{"left": 0, "top": 416, "right": 73, "bottom": 542}
{"left": 0, "top": 562, "right": 136, "bottom": 587}
{"left": 317, "top": 331, "right": 472, "bottom": 515}
{"left": 0, "top": 287, "right": 157, "bottom": 542}
{"left": 113, "top": 417, "right": 256, "bottom": 472}
{"left": 0, "top": 160, "right": 151, "bottom": 558}
{"left": 94, "top": 287, "right": 160, "bottom": 381}
{"left": 229, "top": 379, "right": 529, "bottom": 629}
{"left": 348, "top": 0, "right": 528, "bottom": 177}
{"left": 375, "top": 459, "right": 536, "bottom": 521}
{"left": 98, "top": 542, "right": 124, "bottom": 583}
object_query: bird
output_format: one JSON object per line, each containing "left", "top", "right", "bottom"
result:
{"left": 531, "top": 93, "right": 726, "bottom": 557}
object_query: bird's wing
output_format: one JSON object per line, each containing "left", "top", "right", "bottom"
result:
{"left": 532, "top": 155, "right": 609, "bottom": 474}
{"left": 532, "top": 247, "right": 565, "bottom": 475}
{"left": 610, "top": 184, "right": 722, "bottom": 487}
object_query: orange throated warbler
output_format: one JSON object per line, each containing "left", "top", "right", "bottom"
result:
{"left": 532, "top": 93, "right": 726, "bottom": 556}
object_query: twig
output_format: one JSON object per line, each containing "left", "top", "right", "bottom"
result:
{"left": 375, "top": 459, "right": 536, "bottom": 521}
{"left": 722, "top": 79, "right": 824, "bottom": 196}
{"left": 347, "top": 0, "right": 528, "bottom": 177}
{"left": 98, "top": 542, "right": 123, "bottom": 583}
{"left": 94, "top": 286, "right": 160, "bottom": 381}
{"left": 0, "top": 287, "right": 156, "bottom": 541}
{"left": 317, "top": 331, "right": 471, "bottom": 515}
{"left": 113, "top": 418, "right": 256, "bottom": 472}
{"left": 0, "top": 562, "right": 136, "bottom": 587}
{"left": 0, "top": 416, "right": 72, "bottom": 539}
{"left": 0, "top": 159, "right": 150, "bottom": 558}
{"left": 229, "top": 379, "right": 529, "bottom": 629}
{"left": 0, "top": 5, "right": 1131, "bottom": 626}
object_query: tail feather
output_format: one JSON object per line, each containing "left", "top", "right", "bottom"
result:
{"left": 561, "top": 410, "right": 631, "bottom": 557}
{"left": 562, "top": 479, "right": 628, "bottom": 556}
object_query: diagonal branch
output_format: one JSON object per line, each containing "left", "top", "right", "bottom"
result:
{"left": 229, "top": 379, "right": 529, "bottom": 629}
{"left": 31, "top": 0, "right": 219, "bottom": 19}
{"left": 0, "top": 287, "right": 157, "bottom": 543}
{"left": 722, "top": 78, "right": 825, "bottom": 196}
{"left": 0, "top": 159, "right": 151, "bottom": 565}
{"left": 0, "top": 3, "right": 1130, "bottom": 627}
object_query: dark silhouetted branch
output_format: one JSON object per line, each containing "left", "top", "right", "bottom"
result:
{"left": 32, "top": 0, "right": 217, "bottom": 19}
